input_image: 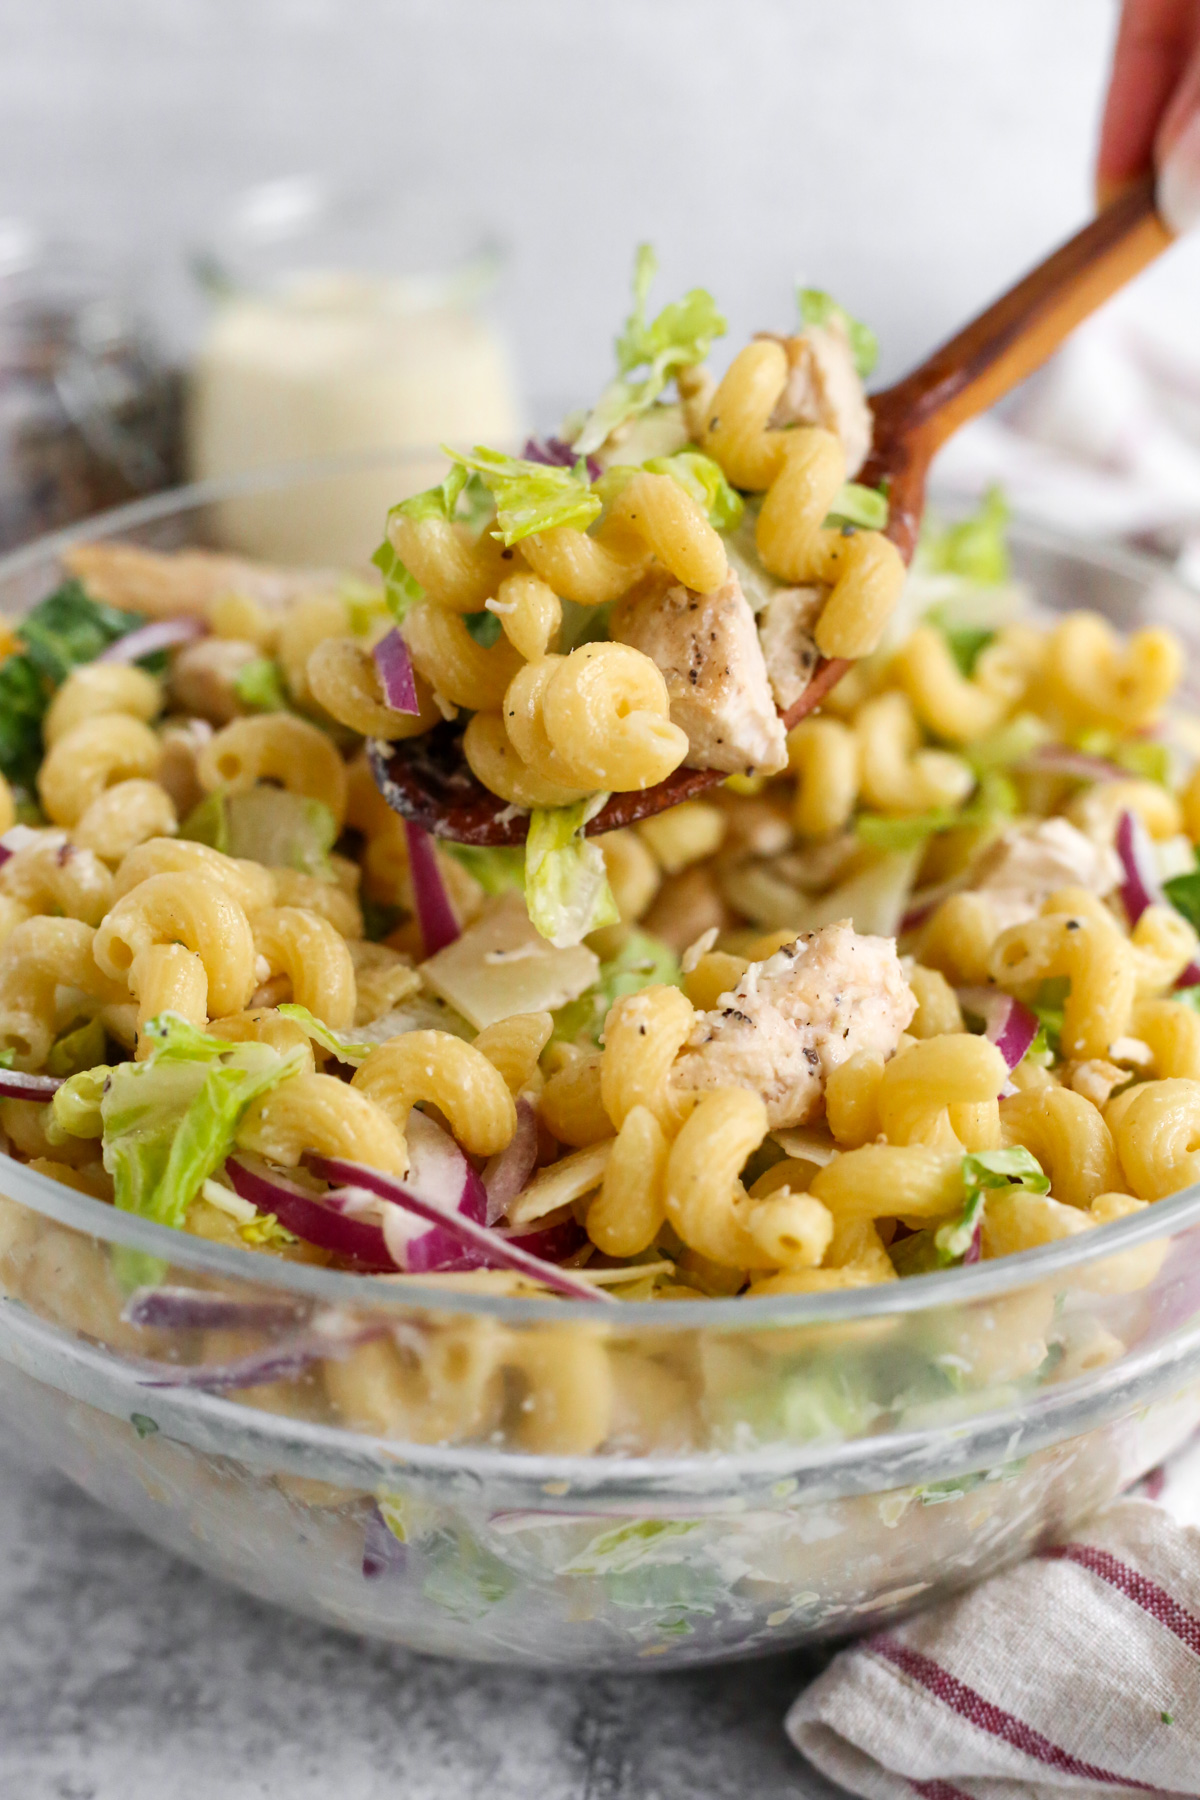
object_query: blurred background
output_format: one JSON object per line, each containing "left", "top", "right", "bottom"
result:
{"left": 1, "top": 0, "right": 1198, "bottom": 570}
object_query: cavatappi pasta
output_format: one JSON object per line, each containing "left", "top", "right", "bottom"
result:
{"left": 0, "top": 262, "right": 1199, "bottom": 1465}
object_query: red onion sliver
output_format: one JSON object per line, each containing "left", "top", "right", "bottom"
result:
{"left": 97, "top": 616, "right": 207, "bottom": 663}
{"left": 483, "top": 1096, "right": 539, "bottom": 1225}
{"left": 362, "top": 1502, "right": 407, "bottom": 1579}
{"left": 523, "top": 437, "right": 602, "bottom": 482}
{"left": 372, "top": 628, "right": 420, "bottom": 716}
{"left": 1115, "top": 808, "right": 1164, "bottom": 926}
{"left": 403, "top": 820, "right": 460, "bottom": 955}
{"left": 0, "top": 1070, "right": 63, "bottom": 1100}
{"left": 963, "top": 1222, "right": 983, "bottom": 1265}
{"left": 955, "top": 987, "right": 1039, "bottom": 1071}
{"left": 136, "top": 1318, "right": 386, "bottom": 1391}
{"left": 1018, "top": 746, "right": 1128, "bottom": 783}
{"left": 226, "top": 1158, "right": 397, "bottom": 1270}
{"left": 307, "top": 1152, "right": 614, "bottom": 1302}
{"left": 122, "top": 1285, "right": 306, "bottom": 1333}
{"left": 1177, "top": 964, "right": 1200, "bottom": 991}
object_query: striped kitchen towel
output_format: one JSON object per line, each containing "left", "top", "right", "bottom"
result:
{"left": 787, "top": 1437, "right": 1200, "bottom": 1799}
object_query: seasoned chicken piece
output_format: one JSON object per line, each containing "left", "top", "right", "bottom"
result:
{"left": 63, "top": 543, "right": 340, "bottom": 621}
{"left": 612, "top": 570, "right": 788, "bottom": 777}
{"left": 155, "top": 717, "right": 214, "bottom": 816}
{"left": 757, "top": 584, "right": 823, "bottom": 713}
{"left": 971, "top": 818, "right": 1121, "bottom": 933}
{"left": 673, "top": 918, "right": 915, "bottom": 1128}
{"left": 762, "top": 322, "right": 874, "bottom": 478}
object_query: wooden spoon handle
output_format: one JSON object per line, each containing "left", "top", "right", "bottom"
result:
{"left": 872, "top": 174, "right": 1172, "bottom": 457}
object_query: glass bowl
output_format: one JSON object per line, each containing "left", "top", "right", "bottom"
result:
{"left": 3, "top": 459, "right": 1200, "bottom": 1671}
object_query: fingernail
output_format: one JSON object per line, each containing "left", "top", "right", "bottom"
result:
{"left": 1159, "top": 112, "right": 1200, "bottom": 234}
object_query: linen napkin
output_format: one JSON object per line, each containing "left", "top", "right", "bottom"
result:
{"left": 787, "top": 1435, "right": 1200, "bottom": 1799}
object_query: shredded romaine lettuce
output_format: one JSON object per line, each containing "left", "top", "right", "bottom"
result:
{"left": 595, "top": 451, "right": 744, "bottom": 532}
{"left": 45, "top": 1017, "right": 108, "bottom": 1079}
{"left": 232, "top": 657, "right": 291, "bottom": 713}
{"left": 440, "top": 445, "right": 601, "bottom": 547}
{"left": 53, "top": 1012, "right": 304, "bottom": 1229}
{"left": 275, "top": 1003, "right": 377, "bottom": 1065}
{"left": 922, "top": 487, "right": 1011, "bottom": 586}
{"left": 0, "top": 581, "right": 147, "bottom": 785}
{"left": 440, "top": 843, "right": 527, "bottom": 896}
{"left": 181, "top": 788, "right": 337, "bottom": 876}
{"left": 1164, "top": 861, "right": 1200, "bottom": 932}
{"left": 1075, "top": 728, "right": 1172, "bottom": 787}
{"left": 574, "top": 245, "right": 727, "bottom": 456}
{"left": 855, "top": 770, "right": 1017, "bottom": 851}
{"left": 372, "top": 466, "right": 475, "bottom": 622}
{"left": 796, "top": 286, "right": 879, "bottom": 378}
{"left": 525, "top": 796, "right": 619, "bottom": 948}
{"left": 552, "top": 928, "right": 682, "bottom": 1044}
{"left": 893, "top": 1146, "right": 1049, "bottom": 1273}
{"left": 824, "top": 481, "right": 889, "bottom": 531}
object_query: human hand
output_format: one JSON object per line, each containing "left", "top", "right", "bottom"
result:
{"left": 1098, "top": 0, "right": 1200, "bottom": 230}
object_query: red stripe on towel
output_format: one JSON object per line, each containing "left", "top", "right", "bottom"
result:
{"left": 1042, "top": 1542, "right": 1200, "bottom": 1656}
{"left": 866, "top": 1635, "right": 1160, "bottom": 1789}
{"left": 910, "top": 1781, "right": 977, "bottom": 1800}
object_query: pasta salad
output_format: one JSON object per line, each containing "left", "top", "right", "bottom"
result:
{"left": 0, "top": 257, "right": 1198, "bottom": 1320}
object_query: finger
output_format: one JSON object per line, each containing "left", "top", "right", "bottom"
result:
{"left": 1158, "top": 37, "right": 1200, "bottom": 230}
{"left": 1097, "top": 0, "right": 1200, "bottom": 187}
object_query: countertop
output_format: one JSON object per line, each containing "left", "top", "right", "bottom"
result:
{"left": 0, "top": 1436, "right": 844, "bottom": 1800}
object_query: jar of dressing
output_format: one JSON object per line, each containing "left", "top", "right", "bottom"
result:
{"left": 186, "top": 178, "right": 522, "bottom": 565}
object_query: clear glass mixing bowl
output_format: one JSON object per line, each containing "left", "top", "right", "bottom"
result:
{"left": 2, "top": 457, "right": 1200, "bottom": 1670}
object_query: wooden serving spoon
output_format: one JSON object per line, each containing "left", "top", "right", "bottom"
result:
{"left": 371, "top": 175, "right": 1173, "bottom": 847}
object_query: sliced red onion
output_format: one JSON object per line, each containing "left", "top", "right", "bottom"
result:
{"left": 1177, "top": 964, "right": 1200, "bottom": 991}
{"left": 226, "top": 1158, "right": 396, "bottom": 1270}
{"left": 483, "top": 1096, "right": 539, "bottom": 1225}
{"left": 333, "top": 1110, "right": 491, "bottom": 1275}
{"left": 523, "top": 436, "right": 602, "bottom": 482}
{"left": 122, "top": 1285, "right": 306, "bottom": 1332}
{"left": 1017, "top": 746, "right": 1128, "bottom": 783}
{"left": 137, "top": 1315, "right": 385, "bottom": 1391}
{"left": 97, "top": 616, "right": 207, "bottom": 663}
{"left": 963, "top": 1222, "right": 983, "bottom": 1265}
{"left": 372, "top": 628, "right": 420, "bottom": 716}
{"left": 307, "top": 1152, "right": 614, "bottom": 1302}
{"left": 955, "top": 987, "right": 1040, "bottom": 1071}
{"left": 499, "top": 1216, "right": 586, "bottom": 1262}
{"left": 0, "top": 1070, "right": 63, "bottom": 1100}
{"left": 403, "top": 820, "right": 460, "bottom": 955}
{"left": 362, "top": 1502, "right": 407, "bottom": 1579}
{"left": 1115, "top": 808, "right": 1164, "bottom": 926}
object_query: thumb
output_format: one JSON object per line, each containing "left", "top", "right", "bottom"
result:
{"left": 1157, "top": 44, "right": 1200, "bottom": 233}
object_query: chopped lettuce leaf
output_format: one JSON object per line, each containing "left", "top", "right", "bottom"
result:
{"left": 45, "top": 1017, "right": 108, "bottom": 1078}
{"left": 856, "top": 770, "right": 1016, "bottom": 851}
{"left": 50, "top": 1065, "right": 107, "bottom": 1141}
{"left": 276, "top": 1002, "right": 377, "bottom": 1065}
{"left": 965, "top": 712, "right": 1049, "bottom": 774}
{"left": 552, "top": 928, "right": 682, "bottom": 1044}
{"left": 1174, "top": 985, "right": 1200, "bottom": 1013}
{"left": 796, "top": 286, "right": 879, "bottom": 378}
{"left": 642, "top": 452, "right": 744, "bottom": 532}
{"left": 441, "top": 842, "right": 527, "bottom": 896}
{"left": 1075, "top": 727, "right": 1172, "bottom": 787}
{"left": 0, "top": 581, "right": 144, "bottom": 784}
{"left": 525, "top": 797, "right": 619, "bottom": 948}
{"left": 0, "top": 1049, "right": 13, "bottom": 1071}
{"left": 939, "top": 624, "right": 996, "bottom": 677}
{"left": 56, "top": 1012, "right": 304, "bottom": 1229}
{"left": 181, "top": 788, "right": 337, "bottom": 877}
{"left": 921, "top": 487, "right": 1011, "bottom": 586}
{"left": 372, "top": 466, "right": 475, "bottom": 623}
{"left": 232, "top": 657, "right": 291, "bottom": 713}
{"left": 894, "top": 1146, "right": 1049, "bottom": 1273}
{"left": 1164, "top": 863, "right": 1200, "bottom": 932}
{"left": 462, "top": 608, "right": 504, "bottom": 648}
{"left": 825, "top": 481, "right": 889, "bottom": 531}
{"left": 441, "top": 445, "right": 601, "bottom": 547}
{"left": 238, "top": 1211, "right": 299, "bottom": 1248}
{"left": 1031, "top": 976, "right": 1069, "bottom": 1058}
{"left": 574, "top": 245, "right": 727, "bottom": 455}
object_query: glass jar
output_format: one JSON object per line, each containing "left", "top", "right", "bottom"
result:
{"left": 0, "top": 222, "right": 179, "bottom": 551}
{"left": 185, "top": 178, "right": 522, "bottom": 565}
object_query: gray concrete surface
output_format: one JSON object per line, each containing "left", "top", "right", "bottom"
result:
{"left": 0, "top": 1436, "right": 846, "bottom": 1799}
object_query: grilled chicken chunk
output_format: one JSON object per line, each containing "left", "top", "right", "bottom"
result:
{"left": 612, "top": 570, "right": 788, "bottom": 777}
{"left": 673, "top": 918, "right": 915, "bottom": 1128}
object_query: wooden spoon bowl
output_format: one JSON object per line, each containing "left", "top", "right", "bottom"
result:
{"left": 373, "top": 176, "right": 1171, "bottom": 845}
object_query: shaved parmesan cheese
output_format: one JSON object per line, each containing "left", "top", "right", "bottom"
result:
{"left": 418, "top": 893, "right": 600, "bottom": 1030}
